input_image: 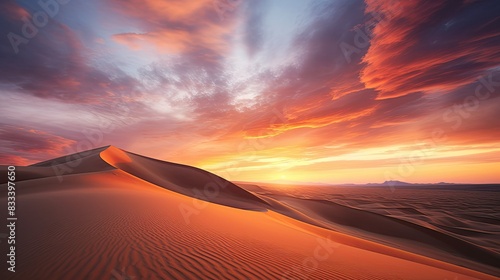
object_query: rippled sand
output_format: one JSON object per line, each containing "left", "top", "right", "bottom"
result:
{"left": 0, "top": 146, "right": 497, "bottom": 279}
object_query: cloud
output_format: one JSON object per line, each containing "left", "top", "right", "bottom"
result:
{"left": 111, "top": 0, "right": 214, "bottom": 21}
{"left": 361, "top": 0, "right": 500, "bottom": 99}
{"left": 242, "top": 0, "right": 265, "bottom": 57}
{"left": 0, "top": 1, "right": 141, "bottom": 107}
{"left": 109, "top": 0, "right": 241, "bottom": 55}
{"left": 0, "top": 154, "right": 31, "bottom": 166}
{"left": 106, "top": 0, "right": 380, "bottom": 143}
{"left": 0, "top": 124, "right": 76, "bottom": 165}
{"left": 112, "top": 31, "right": 192, "bottom": 53}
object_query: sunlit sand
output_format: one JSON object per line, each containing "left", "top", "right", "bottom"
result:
{"left": 0, "top": 146, "right": 498, "bottom": 279}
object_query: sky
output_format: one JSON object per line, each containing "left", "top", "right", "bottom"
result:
{"left": 0, "top": 0, "right": 499, "bottom": 184}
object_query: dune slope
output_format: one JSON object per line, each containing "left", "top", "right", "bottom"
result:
{"left": 100, "top": 146, "right": 270, "bottom": 211}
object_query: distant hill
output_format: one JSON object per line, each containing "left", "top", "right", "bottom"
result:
{"left": 364, "top": 180, "right": 456, "bottom": 186}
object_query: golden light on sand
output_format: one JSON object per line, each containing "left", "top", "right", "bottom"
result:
{"left": 4, "top": 146, "right": 498, "bottom": 279}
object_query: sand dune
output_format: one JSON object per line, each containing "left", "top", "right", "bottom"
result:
{"left": 240, "top": 183, "right": 500, "bottom": 277}
{"left": 0, "top": 146, "right": 114, "bottom": 184}
{"left": 0, "top": 146, "right": 498, "bottom": 279}
{"left": 100, "top": 146, "right": 270, "bottom": 211}
{"left": 256, "top": 194, "right": 499, "bottom": 275}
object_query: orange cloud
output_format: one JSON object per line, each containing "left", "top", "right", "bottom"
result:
{"left": 361, "top": 0, "right": 500, "bottom": 99}
{"left": 243, "top": 105, "right": 377, "bottom": 139}
{"left": 113, "top": 0, "right": 213, "bottom": 21}
{"left": 113, "top": 31, "right": 192, "bottom": 53}
{"left": 0, "top": 125, "right": 77, "bottom": 165}
{"left": 110, "top": 0, "right": 239, "bottom": 54}
{"left": 0, "top": 154, "right": 30, "bottom": 166}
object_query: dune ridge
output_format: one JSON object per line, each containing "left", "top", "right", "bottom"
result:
{"left": 100, "top": 146, "right": 270, "bottom": 211}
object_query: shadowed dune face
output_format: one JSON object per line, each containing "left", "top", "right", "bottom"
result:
{"left": 3, "top": 145, "right": 268, "bottom": 211}
{"left": 0, "top": 146, "right": 114, "bottom": 184}
{"left": 0, "top": 146, "right": 498, "bottom": 279}
{"left": 100, "top": 146, "right": 270, "bottom": 211}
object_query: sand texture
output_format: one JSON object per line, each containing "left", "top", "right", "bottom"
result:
{"left": 0, "top": 146, "right": 498, "bottom": 279}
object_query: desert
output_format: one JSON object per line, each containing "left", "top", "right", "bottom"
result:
{"left": 1, "top": 146, "right": 498, "bottom": 279}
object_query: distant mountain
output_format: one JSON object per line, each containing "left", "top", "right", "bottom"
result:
{"left": 436, "top": 182, "right": 456, "bottom": 185}
{"left": 383, "top": 180, "right": 413, "bottom": 186}
{"left": 365, "top": 180, "right": 413, "bottom": 186}
{"left": 364, "top": 181, "right": 457, "bottom": 186}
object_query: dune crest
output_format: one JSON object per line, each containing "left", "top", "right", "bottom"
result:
{"left": 98, "top": 146, "right": 270, "bottom": 211}
{"left": 100, "top": 145, "right": 133, "bottom": 165}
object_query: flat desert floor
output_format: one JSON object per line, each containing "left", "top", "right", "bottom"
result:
{"left": 0, "top": 146, "right": 498, "bottom": 279}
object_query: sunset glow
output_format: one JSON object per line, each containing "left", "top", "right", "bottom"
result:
{"left": 0, "top": 0, "right": 499, "bottom": 184}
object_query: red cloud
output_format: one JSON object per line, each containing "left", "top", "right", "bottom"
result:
{"left": 0, "top": 125, "right": 76, "bottom": 165}
{"left": 0, "top": 154, "right": 31, "bottom": 166}
{"left": 361, "top": 0, "right": 500, "bottom": 99}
